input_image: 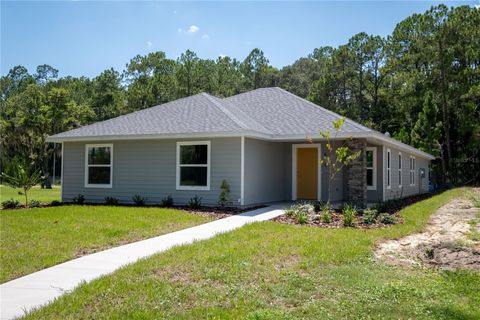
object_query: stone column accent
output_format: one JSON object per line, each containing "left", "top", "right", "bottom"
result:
{"left": 343, "top": 138, "right": 367, "bottom": 209}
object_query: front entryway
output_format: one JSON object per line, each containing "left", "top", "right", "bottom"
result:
{"left": 296, "top": 147, "right": 318, "bottom": 200}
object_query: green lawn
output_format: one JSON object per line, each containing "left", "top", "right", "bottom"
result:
{"left": 0, "top": 185, "right": 61, "bottom": 204}
{"left": 23, "top": 188, "right": 480, "bottom": 319}
{"left": 0, "top": 206, "right": 213, "bottom": 283}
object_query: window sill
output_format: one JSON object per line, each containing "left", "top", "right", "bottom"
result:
{"left": 176, "top": 185, "right": 210, "bottom": 191}
{"left": 85, "top": 184, "right": 112, "bottom": 188}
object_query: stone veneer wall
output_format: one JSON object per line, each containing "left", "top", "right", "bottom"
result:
{"left": 344, "top": 139, "right": 367, "bottom": 208}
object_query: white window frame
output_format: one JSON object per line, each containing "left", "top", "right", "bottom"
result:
{"left": 410, "top": 156, "right": 416, "bottom": 186}
{"left": 366, "top": 147, "right": 377, "bottom": 190}
{"left": 386, "top": 148, "right": 391, "bottom": 189}
{"left": 398, "top": 152, "right": 402, "bottom": 188}
{"left": 84, "top": 143, "right": 113, "bottom": 188}
{"left": 176, "top": 141, "right": 211, "bottom": 191}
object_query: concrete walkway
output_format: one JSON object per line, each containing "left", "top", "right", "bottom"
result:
{"left": 0, "top": 205, "right": 286, "bottom": 320}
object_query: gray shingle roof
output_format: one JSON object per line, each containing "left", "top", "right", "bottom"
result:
{"left": 223, "top": 87, "right": 373, "bottom": 136}
{"left": 49, "top": 87, "right": 372, "bottom": 140}
{"left": 49, "top": 93, "right": 247, "bottom": 139}
{"left": 48, "top": 87, "right": 434, "bottom": 159}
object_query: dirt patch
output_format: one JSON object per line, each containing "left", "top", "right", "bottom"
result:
{"left": 375, "top": 197, "right": 480, "bottom": 270}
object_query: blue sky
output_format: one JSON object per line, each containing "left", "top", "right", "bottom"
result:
{"left": 1, "top": 1, "right": 476, "bottom": 78}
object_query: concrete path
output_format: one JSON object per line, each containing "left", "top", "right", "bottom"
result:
{"left": 0, "top": 205, "right": 285, "bottom": 320}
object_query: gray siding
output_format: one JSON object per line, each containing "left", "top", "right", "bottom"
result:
{"left": 383, "top": 146, "right": 430, "bottom": 201}
{"left": 62, "top": 138, "right": 241, "bottom": 206}
{"left": 244, "top": 139, "right": 288, "bottom": 205}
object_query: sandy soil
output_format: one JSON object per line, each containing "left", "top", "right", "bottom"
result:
{"left": 375, "top": 196, "right": 480, "bottom": 270}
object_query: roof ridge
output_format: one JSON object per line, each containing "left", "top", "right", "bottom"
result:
{"left": 201, "top": 92, "right": 251, "bottom": 130}
{"left": 274, "top": 87, "right": 372, "bottom": 132}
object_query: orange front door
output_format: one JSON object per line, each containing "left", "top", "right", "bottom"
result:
{"left": 297, "top": 148, "right": 318, "bottom": 200}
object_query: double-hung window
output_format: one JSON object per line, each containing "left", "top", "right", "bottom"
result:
{"left": 176, "top": 141, "right": 210, "bottom": 190}
{"left": 386, "top": 149, "right": 391, "bottom": 189}
{"left": 409, "top": 156, "right": 416, "bottom": 186}
{"left": 398, "top": 153, "right": 402, "bottom": 188}
{"left": 366, "top": 147, "right": 376, "bottom": 190}
{"left": 85, "top": 144, "right": 113, "bottom": 188}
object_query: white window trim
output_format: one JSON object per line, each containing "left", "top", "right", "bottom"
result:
{"left": 410, "top": 156, "right": 416, "bottom": 186}
{"left": 291, "top": 144, "right": 322, "bottom": 201}
{"left": 84, "top": 143, "right": 113, "bottom": 188}
{"left": 366, "top": 147, "right": 377, "bottom": 191}
{"left": 398, "top": 152, "right": 402, "bottom": 188}
{"left": 386, "top": 148, "right": 391, "bottom": 189}
{"left": 176, "top": 141, "right": 211, "bottom": 191}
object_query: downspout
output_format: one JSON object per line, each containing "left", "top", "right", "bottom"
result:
{"left": 240, "top": 136, "right": 245, "bottom": 206}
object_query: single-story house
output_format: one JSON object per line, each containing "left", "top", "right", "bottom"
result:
{"left": 47, "top": 87, "right": 434, "bottom": 208}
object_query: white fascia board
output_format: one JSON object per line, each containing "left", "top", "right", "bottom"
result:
{"left": 47, "top": 129, "right": 434, "bottom": 160}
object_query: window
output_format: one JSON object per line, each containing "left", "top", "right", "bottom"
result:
{"left": 176, "top": 141, "right": 210, "bottom": 190}
{"left": 386, "top": 149, "right": 391, "bottom": 189}
{"left": 398, "top": 153, "right": 402, "bottom": 188}
{"left": 366, "top": 147, "right": 376, "bottom": 190}
{"left": 410, "top": 156, "right": 416, "bottom": 186}
{"left": 85, "top": 144, "right": 113, "bottom": 188}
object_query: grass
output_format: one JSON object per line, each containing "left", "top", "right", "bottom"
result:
{"left": 0, "top": 185, "right": 61, "bottom": 204}
{"left": 22, "top": 188, "right": 480, "bottom": 319}
{"left": 0, "top": 205, "right": 213, "bottom": 283}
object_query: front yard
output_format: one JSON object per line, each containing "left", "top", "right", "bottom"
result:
{"left": 0, "top": 205, "right": 213, "bottom": 283}
{"left": 21, "top": 188, "right": 480, "bottom": 319}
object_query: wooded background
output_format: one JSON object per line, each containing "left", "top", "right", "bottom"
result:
{"left": 1, "top": 5, "right": 479, "bottom": 185}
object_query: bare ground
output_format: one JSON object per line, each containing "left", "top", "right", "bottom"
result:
{"left": 375, "top": 196, "right": 480, "bottom": 270}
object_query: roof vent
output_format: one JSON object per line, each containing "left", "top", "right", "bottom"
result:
{"left": 384, "top": 132, "right": 391, "bottom": 137}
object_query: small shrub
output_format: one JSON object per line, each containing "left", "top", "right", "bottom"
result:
{"left": 362, "top": 208, "right": 379, "bottom": 224}
{"left": 188, "top": 195, "right": 202, "bottom": 209}
{"left": 73, "top": 194, "right": 85, "bottom": 205}
{"left": 161, "top": 195, "right": 173, "bottom": 207}
{"left": 218, "top": 179, "right": 232, "bottom": 207}
{"left": 379, "top": 212, "right": 395, "bottom": 224}
{"left": 132, "top": 194, "right": 146, "bottom": 206}
{"left": 342, "top": 203, "right": 357, "bottom": 227}
{"left": 2, "top": 198, "right": 20, "bottom": 209}
{"left": 29, "top": 199, "right": 41, "bottom": 208}
{"left": 321, "top": 208, "right": 332, "bottom": 223}
{"left": 104, "top": 197, "right": 119, "bottom": 205}
{"left": 295, "top": 210, "right": 308, "bottom": 224}
{"left": 50, "top": 200, "right": 62, "bottom": 206}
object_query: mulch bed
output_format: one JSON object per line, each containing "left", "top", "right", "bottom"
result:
{"left": 273, "top": 192, "right": 438, "bottom": 229}
{"left": 272, "top": 212, "right": 402, "bottom": 229}
{"left": 172, "top": 205, "right": 266, "bottom": 219}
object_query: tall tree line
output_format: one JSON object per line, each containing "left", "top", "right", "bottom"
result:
{"left": 1, "top": 4, "right": 479, "bottom": 184}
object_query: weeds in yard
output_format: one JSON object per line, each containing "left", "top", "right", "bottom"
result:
{"left": 467, "top": 190, "right": 480, "bottom": 208}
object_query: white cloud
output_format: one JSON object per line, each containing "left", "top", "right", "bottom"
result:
{"left": 188, "top": 25, "right": 199, "bottom": 33}
{"left": 219, "top": 54, "right": 226, "bottom": 58}
{"left": 173, "top": 10, "right": 177, "bottom": 14}
{"left": 475, "top": 4, "right": 480, "bottom": 10}
{"left": 146, "top": 41, "right": 153, "bottom": 47}
{"left": 177, "top": 28, "right": 183, "bottom": 33}
{"left": 201, "top": 34, "right": 209, "bottom": 40}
